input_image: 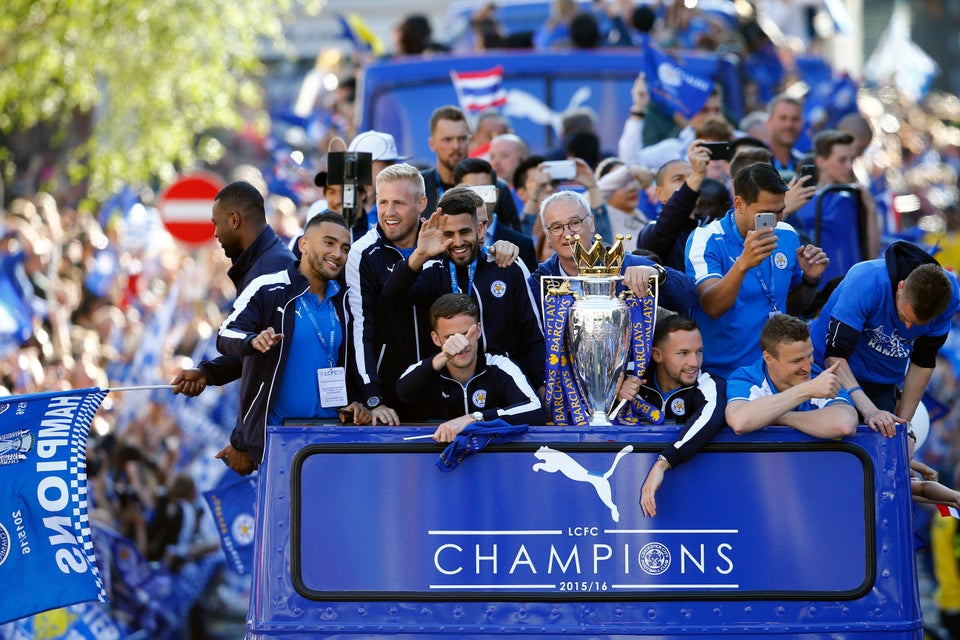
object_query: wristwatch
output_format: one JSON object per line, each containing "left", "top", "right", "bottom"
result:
{"left": 366, "top": 396, "right": 382, "bottom": 409}
{"left": 471, "top": 411, "right": 484, "bottom": 422}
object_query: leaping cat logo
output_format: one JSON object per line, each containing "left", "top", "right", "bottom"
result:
{"left": 532, "top": 445, "right": 634, "bottom": 522}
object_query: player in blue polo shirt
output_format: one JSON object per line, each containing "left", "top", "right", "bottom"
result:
{"left": 725, "top": 314, "right": 857, "bottom": 439}
{"left": 811, "top": 240, "right": 959, "bottom": 437}
{"left": 685, "top": 163, "right": 829, "bottom": 377}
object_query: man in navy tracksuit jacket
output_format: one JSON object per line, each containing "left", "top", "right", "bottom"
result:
{"left": 216, "top": 213, "right": 366, "bottom": 470}
{"left": 526, "top": 190, "right": 698, "bottom": 315}
{"left": 382, "top": 186, "right": 545, "bottom": 391}
{"left": 172, "top": 181, "right": 295, "bottom": 392}
{"left": 170, "top": 181, "right": 295, "bottom": 473}
{"left": 397, "top": 294, "right": 546, "bottom": 442}
{"left": 345, "top": 164, "right": 441, "bottom": 424}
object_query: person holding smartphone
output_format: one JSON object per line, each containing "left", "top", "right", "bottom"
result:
{"left": 685, "top": 163, "right": 829, "bottom": 377}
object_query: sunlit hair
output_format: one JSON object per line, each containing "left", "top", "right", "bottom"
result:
{"left": 812, "top": 130, "right": 855, "bottom": 159}
{"left": 453, "top": 158, "right": 497, "bottom": 184}
{"left": 304, "top": 211, "right": 349, "bottom": 233}
{"left": 767, "top": 93, "right": 803, "bottom": 116}
{"left": 215, "top": 181, "right": 265, "bottom": 223}
{"left": 760, "top": 314, "right": 810, "bottom": 357}
{"left": 653, "top": 315, "right": 699, "bottom": 349}
{"left": 729, "top": 148, "right": 773, "bottom": 183}
{"left": 430, "top": 293, "right": 479, "bottom": 329}
{"left": 376, "top": 163, "right": 425, "bottom": 200}
{"left": 437, "top": 186, "right": 483, "bottom": 220}
{"left": 539, "top": 189, "right": 592, "bottom": 229}
{"left": 733, "top": 162, "right": 788, "bottom": 205}
{"left": 903, "top": 263, "right": 952, "bottom": 322}
{"left": 429, "top": 105, "right": 466, "bottom": 134}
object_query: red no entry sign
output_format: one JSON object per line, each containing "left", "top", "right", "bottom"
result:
{"left": 157, "top": 173, "right": 225, "bottom": 246}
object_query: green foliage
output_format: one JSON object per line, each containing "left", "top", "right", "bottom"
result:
{"left": 0, "top": 0, "right": 313, "bottom": 200}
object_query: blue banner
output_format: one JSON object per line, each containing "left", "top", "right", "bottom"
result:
{"left": 0, "top": 602, "right": 128, "bottom": 640}
{"left": 542, "top": 287, "right": 590, "bottom": 426}
{"left": 0, "top": 388, "right": 108, "bottom": 624}
{"left": 203, "top": 473, "right": 257, "bottom": 575}
{"left": 614, "top": 294, "right": 662, "bottom": 425}
{"left": 292, "top": 445, "right": 868, "bottom": 597}
{"left": 643, "top": 43, "right": 714, "bottom": 120}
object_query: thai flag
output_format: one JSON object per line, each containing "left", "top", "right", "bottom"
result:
{"left": 450, "top": 66, "right": 508, "bottom": 114}
{"left": 937, "top": 504, "right": 960, "bottom": 519}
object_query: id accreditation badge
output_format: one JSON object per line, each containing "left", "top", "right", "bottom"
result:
{"left": 317, "top": 367, "right": 348, "bottom": 408}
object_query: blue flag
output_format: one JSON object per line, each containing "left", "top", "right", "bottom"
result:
{"left": 436, "top": 421, "right": 529, "bottom": 472}
{"left": 0, "top": 388, "right": 109, "bottom": 625}
{"left": 203, "top": 473, "right": 257, "bottom": 575}
{"left": 643, "top": 42, "right": 714, "bottom": 120}
{"left": 0, "top": 602, "right": 129, "bottom": 640}
{"left": 0, "top": 252, "right": 36, "bottom": 357}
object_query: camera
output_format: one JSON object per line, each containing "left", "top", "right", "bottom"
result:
{"left": 319, "top": 151, "right": 373, "bottom": 227}
{"left": 468, "top": 185, "right": 498, "bottom": 204}
{"left": 698, "top": 141, "right": 732, "bottom": 161}
{"left": 799, "top": 164, "right": 817, "bottom": 183}
{"left": 541, "top": 160, "right": 577, "bottom": 181}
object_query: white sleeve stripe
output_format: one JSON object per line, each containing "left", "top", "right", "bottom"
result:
{"left": 487, "top": 354, "right": 541, "bottom": 414}
{"left": 399, "top": 359, "right": 422, "bottom": 380}
{"left": 686, "top": 221, "right": 722, "bottom": 283}
{"left": 516, "top": 261, "right": 544, "bottom": 332}
{"left": 672, "top": 373, "right": 717, "bottom": 450}
{"left": 346, "top": 230, "right": 379, "bottom": 385}
{"left": 220, "top": 328, "right": 249, "bottom": 340}
{"left": 218, "top": 270, "right": 291, "bottom": 337}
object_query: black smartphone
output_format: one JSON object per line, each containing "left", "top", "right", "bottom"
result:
{"left": 699, "top": 141, "right": 732, "bottom": 161}
{"left": 799, "top": 164, "right": 817, "bottom": 182}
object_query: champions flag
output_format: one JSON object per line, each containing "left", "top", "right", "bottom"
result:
{"left": 203, "top": 473, "right": 258, "bottom": 575}
{"left": 450, "top": 66, "right": 508, "bottom": 115}
{"left": 0, "top": 388, "right": 109, "bottom": 625}
{"left": 642, "top": 43, "right": 714, "bottom": 120}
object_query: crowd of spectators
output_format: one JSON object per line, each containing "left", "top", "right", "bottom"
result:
{"left": 4, "top": 1, "right": 960, "bottom": 637}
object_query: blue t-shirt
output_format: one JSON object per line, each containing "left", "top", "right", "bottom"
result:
{"left": 269, "top": 282, "right": 343, "bottom": 424}
{"left": 810, "top": 259, "right": 960, "bottom": 385}
{"left": 686, "top": 210, "right": 803, "bottom": 377}
{"left": 727, "top": 360, "right": 852, "bottom": 410}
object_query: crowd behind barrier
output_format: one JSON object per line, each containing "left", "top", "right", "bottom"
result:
{"left": 4, "top": 1, "right": 960, "bottom": 637}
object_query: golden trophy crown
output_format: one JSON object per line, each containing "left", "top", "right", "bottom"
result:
{"left": 570, "top": 233, "right": 630, "bottom": 276}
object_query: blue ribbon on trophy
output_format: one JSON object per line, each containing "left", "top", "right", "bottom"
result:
{"left": 613, "top": 292, "right": 664, "bottom": 425}
{"left": 543, "top": 285, "right": 590, "bottom": 425}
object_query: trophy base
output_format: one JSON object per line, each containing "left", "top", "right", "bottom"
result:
{"left": 588, "top": 411, "right": 613, "bottom": 426}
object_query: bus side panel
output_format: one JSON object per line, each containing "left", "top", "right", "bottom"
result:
{"left": 250, "top": 425, "right": 921, "bottom": 638}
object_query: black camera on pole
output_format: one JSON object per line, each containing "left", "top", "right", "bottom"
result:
{"left": 316, "top": 151, "right": 372, "bottom": 230}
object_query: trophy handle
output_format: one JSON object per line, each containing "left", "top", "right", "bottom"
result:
{"left": 607, "top": 276, "right": 659, "bottom": 422}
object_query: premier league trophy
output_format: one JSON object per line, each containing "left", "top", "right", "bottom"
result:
{"left": 566, "top": 234, "right": 631, "bottom": 425}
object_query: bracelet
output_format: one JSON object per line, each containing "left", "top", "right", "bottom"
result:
{"left": 630, "top": 109, "right": 646, "bottom": 118}
{"left": 657, "top": 454, "right": 671, "bottom": 469}
{"left": 847, "top": 386, "right": 862, "bottom": 395}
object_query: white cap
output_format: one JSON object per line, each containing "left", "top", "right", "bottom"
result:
{"left": 306, "top": 200, "right": 328, "bottom": 223}
{"left": 347, "top": 130, "right": 407, "bottom": 162}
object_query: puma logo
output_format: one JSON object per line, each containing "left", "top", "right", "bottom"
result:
{"left": 532, "top": 445, "right": 634, "bottom": 522}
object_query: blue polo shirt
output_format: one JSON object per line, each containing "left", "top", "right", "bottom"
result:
{"left": 810, "top": 258, "right": 960, "bottom": 385}
{"left": 727, "top": 360, "right": 852, "bottom": 410}
{"left": 685, "top": 210, "right": 804, "bottom": 378}
{"left": 269, "top": 282, "right": 343, "bottom": 424}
